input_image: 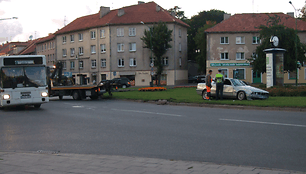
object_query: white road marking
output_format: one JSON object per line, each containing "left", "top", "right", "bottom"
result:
{"left": 111, "top": 109, "right": 182, "bottom": 117}
{"left": 219, "top": 118, "right": 306, "bottom": 128}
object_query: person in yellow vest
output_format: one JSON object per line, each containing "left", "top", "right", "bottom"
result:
{"left": 205, "top": 70, "right": 213, "bottom": 100}
{"left": 215, "top": 69, "right": 224, "bottom": 100}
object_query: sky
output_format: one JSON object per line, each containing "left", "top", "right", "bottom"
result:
{"left": 0, "top": 0, "right": 305, "bottom": 44}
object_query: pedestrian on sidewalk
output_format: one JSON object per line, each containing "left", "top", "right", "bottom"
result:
{"left": 215, "top": 69, "right": 224, "bottom": 100}
{"left": 205, "top": 70, "right": 213, "bottom": 100}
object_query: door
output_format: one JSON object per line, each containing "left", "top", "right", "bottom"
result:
{"left": 223, "top": 79, "right": 234, "bottom": 97}
{"left": 253, "top": 71, "right": 261, "bottom": 83}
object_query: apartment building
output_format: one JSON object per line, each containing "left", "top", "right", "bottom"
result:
{"left": 54, "top": 1, "right": 189, "bottom": 86}
{"left": 36, "top": 34, "right": 56, "bottom": 67}
{"left": 205, "top": 13, "right": 306, "bottom": 84}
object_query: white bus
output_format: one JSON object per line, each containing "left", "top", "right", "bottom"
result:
{"left": 0, "top": 55, "right": 49, "bottom": 108}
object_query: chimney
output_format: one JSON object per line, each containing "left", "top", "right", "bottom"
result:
{"left": 118, "top": 8, "right": 125, "bottom": 17}
{"left": 138, "top": 1, "right": 144, "bottom": 4}
{"left": 287, "top": 12, "right": 294, "bottom": 18}
{"left": 223, "top": 13, "right": 231, "bottom": 20}
{"left": 171, "top": 11, "right": 175, "bottom": 17}
{"left": 156, "top": 5, "right": 161, "bottom": 12}
{"left": 100, "top": 6, "right": 110, "bottom": 18}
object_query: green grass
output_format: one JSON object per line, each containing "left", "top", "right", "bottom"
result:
{"left": 105, "top": 87, "right": 306, "bottom": 108}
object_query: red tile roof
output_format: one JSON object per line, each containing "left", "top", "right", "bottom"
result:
{"left": 0, "top": 42, "right": 29, "bottom": 55}
{"left": 19, "top": 39, "right": 41, "bottom": 55}
{"left": 205, "top": 13, "right": 306, "bottom": 33}
{"left": 55, "top": 1, "right": 189, "bottom": 35}
{"left": 36, "top": 33, "right": 55, "bottom": 44}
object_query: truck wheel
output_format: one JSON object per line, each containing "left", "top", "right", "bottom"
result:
{"left": 59, "top": 95, "right": 63, "bottom": 100}
{"left": 72, "top": 90, "right": 81, "bottom": 100}
{"left": 90, "top": 95, "right": 98, "bottom": 100}
{"left": 34, "top": 104, "right": 41, "bottom": 108}
{"left": 122, "top": 85, "right": 127, "bottom": 88}
{"left": 237, "top": 91, "right": 246, "bottom": 100}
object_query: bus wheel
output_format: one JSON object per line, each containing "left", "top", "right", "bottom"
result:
{"left": 72, "top": 90, "right": 81, "bottom": 100}
{"left": 34, "top": 104, "right": 41, "bottom": 108}
{"left": 59, "top": 95, "right": 63, "bottom": 100}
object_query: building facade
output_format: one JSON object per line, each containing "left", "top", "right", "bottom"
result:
{"left": 36, "top": 34, "right": 56, "bottom": 67}
{"left": 54, "top": 2, "right": 189, "bottom": 86}
{"left": 205, "top": 13, "right": 306, "bottom": 85}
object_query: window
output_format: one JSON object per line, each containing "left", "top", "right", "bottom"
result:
{"left": 100, "top": 44, "right": 106, "bottom": 53}
{"left": 150, "top": 57, "right": 155, "bottom": 66}
{"left": 130, "top": 58, "right": 137, "bottom": 67}
{"left": 62, "top": 36, "right": 66, "bottom": 44}
{"left": 220, "top": 37, "right": 229, "bottom": 44}
{"left": 236, "top": 36, "right": 245, "bottom": 44}
{"left": 219, "top": 69, "right": 228, "bottom": 78}
{"left": 289, "top": 70, "right": 298, "bottom": 80}
{"left": 179, "top": 43, "right": 182, "bottom": 52}
{"left": 78, "top": 33, "right": 83, "bottom": 41}
{"left": 117, "top": 28, "right": 124, "bottom": 37}
{"left": 70, "top": 48, "right": 75, "bottom": 57}
{"left": 179, "top": 28, "right": 181, "bottom": 37}
{"left": 234, "top": 69, "right": 245, "bottom": 79}
{"left": 117, "top": 43, "right": 124, "bottom": 52}
{"left": 118, "top": 58, "right": 124, "bottom": 67}
{"left": 179, "top": 57, "right": 182, "bottom": 66}
{"left": 236, "top": 52, "right": 245, "bottom": 60}
{"left": 79, "top": 61, "right": 84, "bottom": 69}
{"left": 70, "top": 34, "right": 74, "bottom": 42}
{"left": 163, "top": 57, "right": 169, "bottom": 66}
{"left": 129, "top": 43, "right": 136, "bottom": 52}
{"left": 91, "top": 45, "right": 96, "bottom": 54}
{"left": 100, "top": 29, "right": 105, "bottom": 38}
{"left": 220, "top": 52, "right": 229, "bottom": 60}
{"left": 63, "top": 61, "right": 67, "bottom": 69}
{"left": 62, "top": 49, "right": 67, "bottom": 57}
{"left": 78, "top": 47, "right": 84, "bottom": 55}
{"left": 91, "top": 59, "right": 96, "bottom": 68}
{"left": 101, "top": 59, "right": 106, "bottom": 67}
{"left": 90, "top": 31, "right": 96, "bottom": 39}
{"left": 70, "top": 61, "right": 75, "bottom": 69}
{"left": 252, "top": 36, "right": 260, "bottom": 44}
{"left": 252, "top": 52, "right": 258, "bottom": 60}
{"left": 129, "top": 28, "right": 136, "bottom": 36}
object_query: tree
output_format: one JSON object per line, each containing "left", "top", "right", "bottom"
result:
{"left": 167, "top": 6, "right": 187, "bottom": 21}
{"left": 141, "top": 21, "right": 173, "bottom": 85}
{"left": 194, "top": 21, "right": 216, "bottom": 74}
{"left": 251, "top": 15, "right": 306, "bottom": 74}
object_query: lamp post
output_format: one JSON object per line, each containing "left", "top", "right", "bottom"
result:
{"left": 0, "top": 17, "right": 18, "bottom": 21}
{"left": 141, "top": 21, "right": 154, "bottom": 87}
{"left": 289, "top": 1, "right": 298, "bottom": 86}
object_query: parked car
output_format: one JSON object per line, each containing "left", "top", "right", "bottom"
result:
{"left": 188, "top": 76, "right": 198, "bottom": 83}
{"left": 112, "top": 77, "right": 131, "bottom": 88}
{"left": 196, "top": 78, "right": 269, "bottom": 100}
{"left": 196, "top": 75, "right": 206, "bottom": 83}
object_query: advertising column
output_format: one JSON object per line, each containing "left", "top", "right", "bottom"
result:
{"left": 266, "top": 53, "right": 273, "bottom": 88}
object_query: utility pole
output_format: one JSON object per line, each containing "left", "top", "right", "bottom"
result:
{"left": 289, "top": 1, "right": 298, "bottom": 86}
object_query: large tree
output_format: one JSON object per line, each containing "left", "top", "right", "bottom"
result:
{"left": 251, "top": 15, "right": 306, "bottom": 74}
{"left": 167, "top": 6, "right": 187, "bottom": 21}
{"left": 141, "top": 21, "right": 173, "bottom": 85}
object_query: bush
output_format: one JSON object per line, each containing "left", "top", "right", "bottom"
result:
{"left": 266, "top": 86, "right": 306, "bottom": 96}
{"left": 138, "top": 87, "right": 167, "bottom": 92}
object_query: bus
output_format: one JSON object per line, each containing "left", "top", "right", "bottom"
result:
{"left": 0, "top": 55, "right": 49, "bottom": 108}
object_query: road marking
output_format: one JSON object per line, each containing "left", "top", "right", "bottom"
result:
{"left": 219, "top": 118, "right": 306, "bottom": 128}
{"left": 111, "top": 109, "right": 182, "bottom": 117}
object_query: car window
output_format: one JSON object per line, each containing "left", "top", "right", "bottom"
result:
{"left": 224, "top": 79, "right": 231, "bottom": 85}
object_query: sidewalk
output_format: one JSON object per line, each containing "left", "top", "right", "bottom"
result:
{"left": 0, "top": 151, "right": 304, "bottom": 174}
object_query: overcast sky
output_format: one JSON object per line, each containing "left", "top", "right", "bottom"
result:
{"left": 0, "top": 0, "right": 305, "bottom": 44}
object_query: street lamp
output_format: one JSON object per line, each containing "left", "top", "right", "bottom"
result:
{"left": 289, "top": 1, "right": 298, "bottom": 86}
{"left": 0, "top": 17, "right": 18, "bottom": 20}
{"left": 141, "top": 21, "right": 154, "bottom": 87}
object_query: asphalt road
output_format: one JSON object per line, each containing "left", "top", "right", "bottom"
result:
{"left": 1, "top": 98, "right": 306, "bottom": 172}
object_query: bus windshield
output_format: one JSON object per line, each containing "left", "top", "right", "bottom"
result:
{"left": 0, "top": 66, "right": 47, "bottom": 88}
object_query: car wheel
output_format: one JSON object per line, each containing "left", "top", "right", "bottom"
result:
{"left": 202, "top": 90, "right": 207, "bottom": 100}
{"left": 34, "top": 104, "right": 41, "bottom": 108}
{"left": 72, "top": 90, "right": 81, "bottom": 100}
{"left": 122, "top": 85, "right": 127, "bottom": 88}
{"left": 59, "top": 95, "right": 63, "bottom": 100}
{"left": 237, "top": 91, "right": 246, "bottom": 100}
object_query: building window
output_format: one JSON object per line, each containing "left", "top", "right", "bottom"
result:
{"left": 62, "top": 36, "right": 66, "bottom": 44}
{"left": 70, "top": 48, "right": 75, "bottom": 57}
{"left": 129, "top": 43, "right": 136, "bottom": 52}
{"left": 179, "top": 28, "right": 182, "bottom": 37}
{"left": 130, "top": 58, "right": 137, "bottom": 67}
{"left": 78, "top": 47, "right": 84, "bottom": 55}
{"left": 70, "top": 34, "right": 74, "bottom": 42}
{"left": 150, "top": 57, "right": 155, "bottom": 66}
{"left": 79, "top": 33, "right": 83, "bottom": 41}
{"left": 129, "top": 28, "right": 136, "bottom": 36}
{"left": 79, "top": 61, "right": 84, "bottom": 69}
{"left": 101, "top": 59, "right": 106, "bottom": 67}
{"left": 118, "top": 58, "right": 124, "bottom": 67}
{"left": 91, "top": 45, "right": 96, "bottom": 54}
{"left": 70, "top": 61, "right": 75, "bottom": 69}
{"left": 63, "top": 61, "right": 67, "bottom": 69}
{"left": 163, "top": 57, "right": 169, "bottom": 66}
{"left": 236, "top": 36, "right": 245, "bottom": 44}
{"left": 179, "top": 57, "right": 182, "bottom": 66}
{"left": 289, "top": 70, "right": 298, "bottom": 80}
{"left": 62, "top": 49, "right": 67, "bottom": 57}
{"left": 100, "top": 29, "right": 105, "bottom": 38}
{"left": 179, "top": 43, "right": 182, "bottom": 52}
{"left": 220, "top": 52, "right": 229, "bottom": 60}
{"left": 220, "top": 69, "right": 228, "bottom": 78}
{"left": 90, "top": 31, "right": 96, "bottom": 39}
{"left": 234, "top": 69, "right": 245, "bottom": 79}
{"left": 236, "top": 52, "right": 245, "bottom": 60}
{"left": 252, "top": 36, "right": 260, "bottom": 44}
{"left": 117, "top": 28, "right": 124, "bottom": 37}
{"left": 252, "top": 52, "right": 258, "bottom": 60}
{"left": 100, "top": 44, "right": 106, "bottom": 53}
{"left": 117, "top": 43, "right": 124, "bottom": 52}
{"left": 220, "top": 37, "right": 229, "bottom": 44}
{"left": 91, "top": 59, "right": 96, "bottom": 68}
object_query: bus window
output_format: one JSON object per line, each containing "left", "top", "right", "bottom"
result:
{"left": 1, "top": 67, "right": 24, "bottom": 88}
{"left": 24, "top": 67, "right": 47, "bottom": 87}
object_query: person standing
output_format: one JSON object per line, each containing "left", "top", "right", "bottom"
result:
{"left": 205, "top": 70, "right": 213, "bottom": 100}
{"left": 215, "top": 69, "right": 224, "bottom": 100}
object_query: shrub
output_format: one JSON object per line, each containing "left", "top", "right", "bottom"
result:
{"left": 265, "top": 86, "right": 306, "bottom": 97}
{"left": 138, "top": 87, "right": 167, "bottom": 92}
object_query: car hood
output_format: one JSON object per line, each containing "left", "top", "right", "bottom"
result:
{"left": 236, "top": 86, "right": 269, "bottom": 93}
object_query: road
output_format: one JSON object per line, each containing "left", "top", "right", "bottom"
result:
{"left": 1, "top": 98, "right": 306, "bottom": 172}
